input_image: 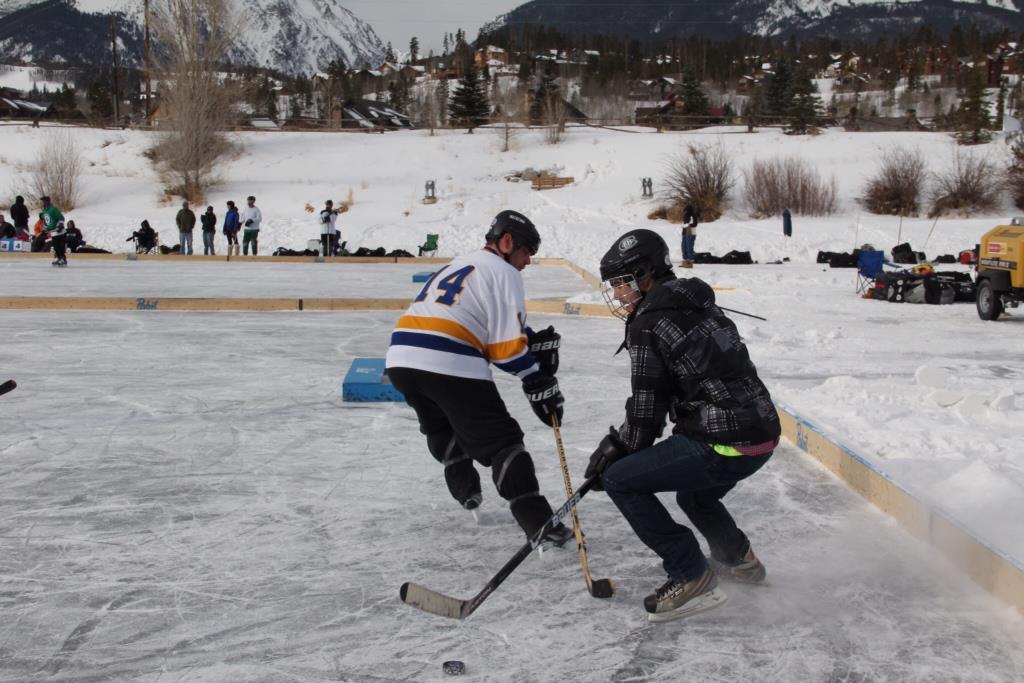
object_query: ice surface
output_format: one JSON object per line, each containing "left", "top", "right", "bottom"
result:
{"left": 1, "top": 309, "right": 1022, "bottom": 681}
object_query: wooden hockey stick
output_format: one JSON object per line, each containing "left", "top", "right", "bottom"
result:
{"left": 551, "top": 415, "right": 614, "bottom": 598}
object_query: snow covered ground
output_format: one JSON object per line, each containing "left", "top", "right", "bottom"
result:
{"left": 1, "top": 122, "right": 1023, "bottom": 677}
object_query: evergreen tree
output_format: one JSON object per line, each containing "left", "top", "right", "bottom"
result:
{"left": 764, "top": 58, "right": 793, "bottom": 118}
{"left": 449, "top": 65, "right": 489, "bottom": 132}
{"left": 409, "top": 37, "right": 419, "bottom": 64}
{"left": 267, "top": 89, "right": 278, "bottom": 121}
{"left": 53, "top": 83, "right": 77, "bottom": 115}
{"left": 786, "top": 66, "right": 823, "bottom": 134}
{"left": 679, "top": 70, "right": 709, "bottom": 115}
{"left": 385, "top": 42, "right": 396, "bottom": 64}
{"left": 956, "top": 69, "right": 992, "bottom": 145}
{"left": 388, "top": 74, "right": 411, "bottom": 112}
{"left": 86, "top": 78, "right": 113, "bottom": 120}
{"left": 530, "top": 62, "right": 560, "bottom": 124}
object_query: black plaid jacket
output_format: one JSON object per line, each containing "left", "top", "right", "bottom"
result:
{"left": 618, "top": 276, "right": 780, "bottom": 453}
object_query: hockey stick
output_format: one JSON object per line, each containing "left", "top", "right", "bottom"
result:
{"left": 400, "top": 476, "right": 597, "bottom": 619}
{"left": 551, "top": 415, "right": 614, "bottom": 598}
{"left": 0, "top": 379, "right": 15, "bottom": 397}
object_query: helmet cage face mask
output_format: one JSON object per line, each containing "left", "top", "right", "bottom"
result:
{"left": 601, "top": 273, "right": 643, "bottom": 320}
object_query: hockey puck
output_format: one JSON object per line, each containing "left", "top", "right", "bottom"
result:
{"left": 442, "top": 660, "right": 466, "bottom": 676}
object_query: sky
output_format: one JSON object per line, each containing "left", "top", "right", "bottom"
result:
{"left": 341, "top": 0, "right": 525, "bottom": 55}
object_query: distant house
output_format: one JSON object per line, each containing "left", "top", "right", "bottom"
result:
{"left": 339, "top": 98, "right": 412, "bottom": 130}
{"left": 475, "top": 46, "right": 508, "bottom": 68}
{"left": 527, "top": 95, "right": 586, "bottom": 125}
{"left": 0, "top": 96, "right": 54, "bottom": 119}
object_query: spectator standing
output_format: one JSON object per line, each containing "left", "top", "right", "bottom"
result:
{"left": 65, "top": 220, "right": 84, "bottom": 252}
{"left": 240, "top": 195, "right": 262, "bottom": 256}
{"left": 680, "top": 203, "right": 699, "bottom": 268}
{"left": 782, "top": 208, "right": 792, "bottom": 238}
{"left": 223, "top": 200, "right": 240, "bottom": 256}
{"left": 175, "top": 201, "right": 196, "bottom": 255}
{"left": 10, "top": 196, "right": 28, "bottom": 231}
{"left": 39, "top": 196, "right": 66, "bottom": 266}
{"left": 0, "top": 214, "right": 14, "bottom": 238}
{"left": 319, "top": 199, "right": 338, "bottom": 256}
{"left": 201, "top": 206, "right": 217, "bottom": 255}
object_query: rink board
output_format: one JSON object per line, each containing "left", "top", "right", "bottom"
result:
{"left": 777, "top": 404, "right": 1024, "bottom": 614}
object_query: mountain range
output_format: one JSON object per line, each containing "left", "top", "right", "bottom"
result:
{"left": 495, "top": 0, "right": 1024, "bottom": 42}
{"left": 0, "top": 0, "right": 386, "bottom": 75}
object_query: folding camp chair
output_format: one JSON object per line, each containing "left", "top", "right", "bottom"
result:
{"left": 418, "top": 233, "right": 439, "bottom": 257}
{"left": 855, "top": 250, "right": 889, "bottom": 296}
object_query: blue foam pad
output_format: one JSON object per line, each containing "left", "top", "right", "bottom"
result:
{"left": 342, "top": 358, "right": 406, "bottom": 402}
{"left": 412, "top": 271, "right": 435, "bottom": 283}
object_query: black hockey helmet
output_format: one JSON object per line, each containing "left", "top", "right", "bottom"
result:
{"left": 599, "top": 229, "right": 673, "bottom": 283}
{"left": 486, "top": 210, "right": 540, "bottom": 255}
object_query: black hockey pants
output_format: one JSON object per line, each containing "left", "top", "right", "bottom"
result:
{"left": 388, "top": 366, "right": 557, "bottom": 536}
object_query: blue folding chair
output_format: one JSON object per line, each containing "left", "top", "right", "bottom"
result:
{"left": 856, "top": 250, "right": 888, "bottom": 295}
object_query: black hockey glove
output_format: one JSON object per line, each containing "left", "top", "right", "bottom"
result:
{"left": 526, "top": 325, "right": 560, "bottom": 376}
{"left": 522, "top": 373, "right": 564, "bottom": 427}
{"left": 585, "top": 427, "right": 629, "bottom": 491}
{"left": 244, "top": 219, "right": 254, "bottom": 227}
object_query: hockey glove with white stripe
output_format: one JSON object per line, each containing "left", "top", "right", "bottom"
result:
{"left": 585, "top": 427, "right": 629, "bottom": 491}
{"left": 522, "top": 372, "right": 564, "bottom": 427}
{"left": 526, "top": 325, "right": 560, "bottom": 376}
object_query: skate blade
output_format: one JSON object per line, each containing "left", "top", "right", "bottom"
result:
{"left": 470, "top": 509, "right": 480, "bottom": 525}
{"left": 647, "top": 588, "right": 728, "bottom": 623}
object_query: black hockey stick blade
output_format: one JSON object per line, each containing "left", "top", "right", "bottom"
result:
{"left": 400, "top": 581, "right": 471, "bottom": 619}
{"left": 0, "top": 379, "right": 16, "bottom": 397}
{"left": 590, "top": 576, "right": 615, "bottom": 599}
{"left": 400, "top": 478, "right": 596, "bottom": 619}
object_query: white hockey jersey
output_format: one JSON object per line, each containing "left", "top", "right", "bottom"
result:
{"left": 385, "top": 249, "right": 540, "bottom": 382}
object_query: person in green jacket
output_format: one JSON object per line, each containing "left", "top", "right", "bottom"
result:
{"left": 39, "top": 196, "right": 66, "bottom": 266}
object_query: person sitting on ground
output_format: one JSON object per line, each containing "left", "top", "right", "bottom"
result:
{"left": 0, "top": 213, "right": 14, "bottom": 239}
{"left": 127, "top": 220, "right": 158, "bottom": 253}
{"left": 30, "top": 219, "right": 47, "bottom": 252}
{"left": 65, "top": 220, "right": 84, "bottom": 252}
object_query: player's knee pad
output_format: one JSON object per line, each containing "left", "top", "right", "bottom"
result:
{"left": 490, "top": 444, "right": 540, "bottom": 500}
{"left": 426, "top": 432, "right": 469, "bottom": 468}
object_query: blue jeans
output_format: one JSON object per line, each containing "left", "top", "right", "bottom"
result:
{"left": 681, "top": 233, "right": 696, "bottom": 261}
{"left": 179, "top": 232, "right": 193, "bottom": 255}
{"left": 202, "top": 231, "right": 215, "bottom": 255}
{"left": 603, "top": 434, "right": 771, "bottom": 582}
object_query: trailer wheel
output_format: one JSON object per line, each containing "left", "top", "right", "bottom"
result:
{"left": 976, "top": 279, "right": 1004, "bottom": 320}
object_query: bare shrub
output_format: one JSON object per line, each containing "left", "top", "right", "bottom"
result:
{"left": 542, "top": 96, "right": 567, "bottom": 145}
{"left": 861, "top": 147, "right": 927, "bottom": 215}
{"left": 929, "top": 148, "right": 1002, "bottom": 217}
{"left": 32, "top": 130, "right": 83, "bottom": 210}
{"left": 742, "top": 156, "right": 836, "bottom": 217}
{"left": 150, "top": 0, "right": 242, "bottom": 202}
{"left": 664, "top": 143, "right": 734, "bottom": 221}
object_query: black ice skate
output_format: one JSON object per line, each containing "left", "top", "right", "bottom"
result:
{"left": 708, "top": 546, "right": 766, "bottom": 584}
{"left": 462, "top": 492, "right": 482, "bottom": 524}
{"left": 643, "top": 568, "right": 727, "bottom": 622}
{"left": 536, "top": 522, "right": 574, "bottom": 553}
